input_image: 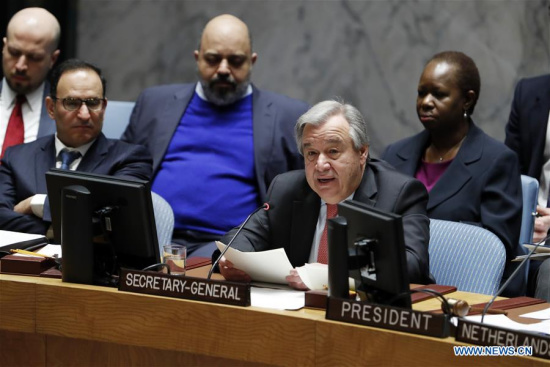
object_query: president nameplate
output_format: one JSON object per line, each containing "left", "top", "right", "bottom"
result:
{"left": 119, "top": 268, "right": 250, "bottom": 306}
{"left": 326, "top": 297, "right": 450, "bottom": 338}
{"left": 456, "top": 319, "right": 550, "bottom": 360}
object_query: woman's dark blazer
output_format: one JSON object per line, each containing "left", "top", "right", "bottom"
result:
{"left": 381, "top": 122, "right": 522, "bottom": 262}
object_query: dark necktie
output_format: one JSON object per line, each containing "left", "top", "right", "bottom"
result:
{"left": 317, "top": 204, "right": 338, "bottom": 264}
{"left": 1, "top": 95, "right": 26, "bottom": 159}
{"left": 59, "top": 149, "right": 82, "bottom": 170}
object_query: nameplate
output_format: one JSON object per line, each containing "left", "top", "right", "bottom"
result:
{"left": 456, "top": 319, "right": 550, "bottom": 360}
{"left": 119, "top": 268, "right": 250, "bottom": 307}
{"left": 326, "top": 297, "right": 450, "bottom": 338}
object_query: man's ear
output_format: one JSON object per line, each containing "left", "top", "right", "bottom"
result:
{"left": 45, "top": 96, "right": 55, "bottom": 119}
{"left": 359, "top": 145, "right": 369, "bottom": 164}
{"left": 50, "top": 49, "right": 60, "bottom": 69}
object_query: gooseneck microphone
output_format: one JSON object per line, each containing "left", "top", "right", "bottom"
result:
{"left": 207, "top": 202, "right": 271, "bottom": 280}
{"left": 480, "top": 233, "right": 550, "bottom": 323}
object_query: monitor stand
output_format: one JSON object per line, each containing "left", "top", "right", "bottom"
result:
{"left": 61, "top": 185, "right": 94, "bottom": 285}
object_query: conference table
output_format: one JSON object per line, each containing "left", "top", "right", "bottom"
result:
{"left": 0, "top": 268, "right": 548, "bottom": 366}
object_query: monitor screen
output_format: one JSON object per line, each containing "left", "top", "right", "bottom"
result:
{"left": 46, "top": 169, "right": 160, "bottom": 280}
{"left": 328, "top": 200, "right": 411, "bottom": 309}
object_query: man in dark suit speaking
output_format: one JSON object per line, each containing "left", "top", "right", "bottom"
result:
{"left": 218, "top": 101, "right": 431, "bottom": 288}
{"left": 0, "top": 59, "right": 152, "bottom": 235}
{"left": 121, "top": 14, "right": 309, "bottom": 257}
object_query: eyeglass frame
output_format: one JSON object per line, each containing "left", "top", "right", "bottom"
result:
{"left": 51, "top": 96, "right": 106, "bottom": 111}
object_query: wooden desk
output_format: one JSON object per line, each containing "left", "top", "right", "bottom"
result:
{"left": 0, "top": 273, "right": 548, "bottom": 366}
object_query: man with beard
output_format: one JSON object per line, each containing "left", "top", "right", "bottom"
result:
{"left": 122, "top": 14, "right": 308, "bottom": 257}
{"left": 1, "top": 8, "right": 60, "bottom": 159}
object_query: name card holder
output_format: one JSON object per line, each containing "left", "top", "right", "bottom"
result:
{"left": 326, "top": 296, "right": 451, "bottom": 338}
{"left": 119, "top": 268, "right": 250, "bottom": 306}
{"left": 0, "top": 254, "right": 56, "bottom": 276}
{"left": 456, "top": 319, "right": 550, "bottom": 360}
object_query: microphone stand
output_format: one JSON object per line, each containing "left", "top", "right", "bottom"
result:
{"left": 480, "top": 234, "right": 550, "bottom": 323}
{"left": 207, "top": 203, "right": 269, "bottom": 280}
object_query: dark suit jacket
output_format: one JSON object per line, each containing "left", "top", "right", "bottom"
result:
{"left": 220, "top": 159, "right": 431, "bottom": 284}
{"left": 0, "top": 81, "right": 56, "bottom": 138}
{"left": 0, "top": 133, "right": 153, "bottom": 234}
{"left": 382, "top": 122, "right": 522, "bottom": 262}
{"left": 505, "top": 74, "right": 550, "bottom": 179}
{"left": 120, "top": 83, "right": 309, "bottom": 203}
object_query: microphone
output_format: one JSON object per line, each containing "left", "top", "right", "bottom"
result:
{"left": 480, "top": 233, "right": 550, "bottom": 323}
{"left": 207, "top": 202, "right": 271, "bottom": 280}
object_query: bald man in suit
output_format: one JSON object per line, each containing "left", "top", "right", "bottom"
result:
{"left": 1, "top": 8, "right": 61, "bottom": 156}
{"left": 122, "top": 15, "right": 308, "bottom": 257}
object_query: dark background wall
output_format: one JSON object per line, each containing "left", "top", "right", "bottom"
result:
{"left": 1, "top": 0, "right": 77, "bottom": 76}
{"left": 3, "top": 0, "right": 550, "bottom": 154}
{"left": 76, "top": 0, "right": 550, "bottom": 154}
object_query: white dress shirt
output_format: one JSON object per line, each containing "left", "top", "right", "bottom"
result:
{"left": 308, "top": 194, "right": 354, "bottom": 263}
{"left": 30, "top": 135, "right": 96, "bottom": 218}
{"left": 0, "top": 79, "right": 45, "bottom": 153}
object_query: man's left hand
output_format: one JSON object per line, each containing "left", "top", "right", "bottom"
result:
{"left": 14, "top": 197, "right": 33, "bottom": 215}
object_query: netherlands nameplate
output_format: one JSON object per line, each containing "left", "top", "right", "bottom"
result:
{"left": 119, "top": 268, "right": 250, "bottom": 306}
{"left": 456, "top": 319, "right": 550, "bottom": 360}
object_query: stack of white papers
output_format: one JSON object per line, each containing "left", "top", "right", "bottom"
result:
{"left": 0, "top": 230, "right": 47, "bottom": 251}
{"left": 463, "top": 314, "right": 550, "bottom": 335}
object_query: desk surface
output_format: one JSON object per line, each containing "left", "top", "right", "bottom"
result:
{"left": 0, "top": 272, "right": 548, "bottom": 367}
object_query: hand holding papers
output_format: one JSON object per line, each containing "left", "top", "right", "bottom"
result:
{"left": 295, "top": 263, "right": 355, "bottom": 291}
{"left": 295, "top": 263, "right": 330, "bottom": 291}
{"left": 216, "top": 241, "right": 354, "bottom": 291}
{"left": 215, "top": 241, "right": 293, "bottom": 284}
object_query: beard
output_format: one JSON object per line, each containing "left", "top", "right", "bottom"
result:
{"left": 200, "top": 74, "right": 250, "bottom": 106}
{"left": 5, "top": 71, "right": 34, "bottom": 95}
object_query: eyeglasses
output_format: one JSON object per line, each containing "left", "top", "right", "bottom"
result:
{"left": 52, "top": 97, "right": 105, "bottom": 111}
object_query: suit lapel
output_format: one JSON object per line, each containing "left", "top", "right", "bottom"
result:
{"left": 251, "top": 86, "right": 275, "bottom": 196}
{"left": 289, "top": 190, "right": 320, "bottom": 264}
{"left": 353, "top": 163, "right": 377, "bottom": 207}
{"left": 37, "top": 82, "right": 55, "bottom": 137}
{"left": 528, "top": 85, "right": 550, "bottom": 176}
{"left": 427, "top": 124, "right": 481, "bottom": 210}
{"left": 152, "top": 85, "right": 194, "bottom": 172}
{"left": 77, "top": 134, "right": 109, "bottom": 172}
{"left": 392, "top": 131, "right": 430, "bottom": 177}
{"left": 35, "top": 136, "right": 57, "bottom": 192}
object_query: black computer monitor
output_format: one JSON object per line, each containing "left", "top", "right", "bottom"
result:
{"left": 46, "top": 169, "right": 160, "bottom": 283}
{"left": 328, "top": 200, "right": 411, "bottom": 309}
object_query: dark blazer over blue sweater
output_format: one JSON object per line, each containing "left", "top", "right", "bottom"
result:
{"left": 121, "top": 83, "right": 309, "bottom": 204}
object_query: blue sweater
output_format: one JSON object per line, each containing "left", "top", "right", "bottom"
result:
{"left": 152, "top": 93, "right": 258, "bottom": 236}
